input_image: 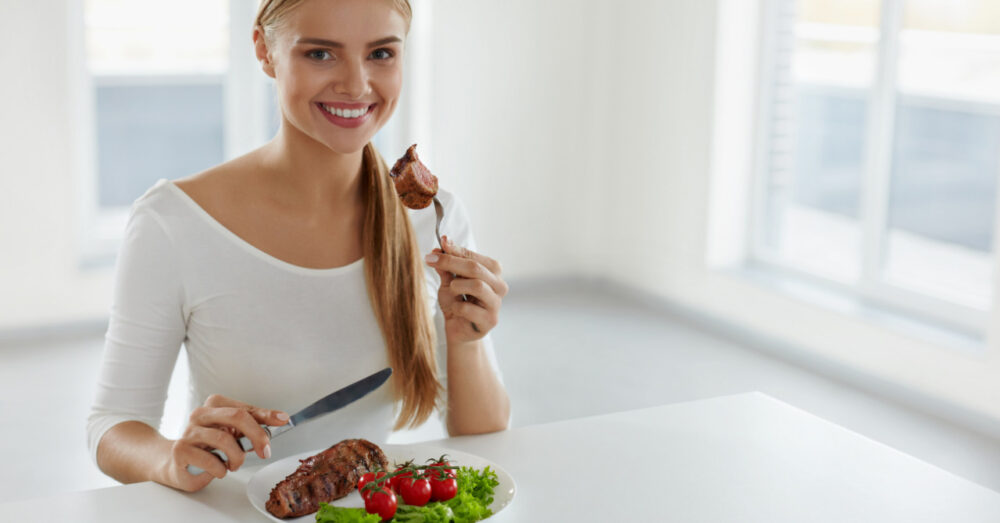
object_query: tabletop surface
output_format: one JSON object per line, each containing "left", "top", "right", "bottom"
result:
{"left": 7, "top": 392, "right": 1000, "bottom": 522}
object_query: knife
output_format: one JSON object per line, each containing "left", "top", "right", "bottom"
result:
{"left": 186, "top": 367, "right": 392, "bottom": 475}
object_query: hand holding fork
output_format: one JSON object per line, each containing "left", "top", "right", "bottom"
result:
{"left": 426, "top": 196, "right": 509, "bottom": 340}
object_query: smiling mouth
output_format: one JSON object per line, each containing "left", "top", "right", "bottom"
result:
{"left": 318, "top": 103, "right": 375, "bottom": 119}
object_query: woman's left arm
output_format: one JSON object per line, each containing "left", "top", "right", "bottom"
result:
{"left": 426, "top": 235, "right": 511, "bottom": 436}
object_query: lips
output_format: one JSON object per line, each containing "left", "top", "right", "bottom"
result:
{"left": 316, "top": 102, "right": 376, "bottom": 128}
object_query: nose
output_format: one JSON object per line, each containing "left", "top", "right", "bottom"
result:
{"left": 335, "top": 59, "right": 370, "bottom": 99}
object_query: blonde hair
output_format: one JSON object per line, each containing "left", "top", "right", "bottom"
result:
{"left": 256, "top": 0, "right": 438, "bottom": 430}
{"left": 256, "top": 0, "right": 412, "bottom": 41}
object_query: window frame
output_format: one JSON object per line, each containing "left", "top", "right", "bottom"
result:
{"left": 749, "top": 0, "right": 996, "bottom": 337}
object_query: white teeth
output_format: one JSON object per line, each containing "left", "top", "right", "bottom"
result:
{"left": 322, "top": 104, "right": 368, "bottom": 118}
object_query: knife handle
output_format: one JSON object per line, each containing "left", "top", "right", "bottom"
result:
{"left": 185, "top": 436, "right": 255, "bottom": 475}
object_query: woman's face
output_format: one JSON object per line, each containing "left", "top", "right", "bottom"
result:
{"left": 257, "top": 0, "right": 406, "bottom": 155}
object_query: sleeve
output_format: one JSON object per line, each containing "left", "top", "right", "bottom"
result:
{"left": 86, "top": 202, "right": 187, "bottom": 465}
{"left": 429, "top": 192, "right": 506, "bottom": 417}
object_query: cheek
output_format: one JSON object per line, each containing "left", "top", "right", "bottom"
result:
{"left": 377, "top": 68, "right": 404, "bottom": 104}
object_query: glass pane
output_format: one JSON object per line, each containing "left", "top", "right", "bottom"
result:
{"left": 84, "top": 0, "right": 228, "bottom": 75}
{"left": 883, "top": 1, "right": 1000, "bottom": 309}
{"left": 798, "top": 0, "right": 879, "bottom": 27}
{"left": 96, "top": 83, "right": 225, "bottom": 207}
{"left": 903, "top": 0, "right": 1000, "bottom": 34}
{"left": 760, "top": 1, "right": 880, "bottom": 282}
{"left": 85, "top": 0, "right": 230, "bottom": 209}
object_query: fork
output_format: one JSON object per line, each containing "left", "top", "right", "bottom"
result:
{"left": 433, "top": 196, "right": 481, "bottom": 333}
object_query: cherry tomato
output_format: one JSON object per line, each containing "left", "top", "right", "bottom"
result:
{"left": 364, "top": 488, "right": 397, "bottom": 521}
{"left": 357, "top": 471, "right": 388, "bottom": 498}
{"left": 399, "top": 476, "right": 432, "bottom": 506}
{"left": 426, "top": 460, "right": 456, "bottom": 480}
{"left": 430, "top": 476, "right": 457, "bottom": 502}
{"left": 389, "top": 467, "right": 413, "bottom": 493}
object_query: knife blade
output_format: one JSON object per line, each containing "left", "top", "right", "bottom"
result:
{"left": 186, "top": 367, "right": 392, "bottom": 475}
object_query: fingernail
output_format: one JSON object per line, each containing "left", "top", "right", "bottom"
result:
{"left": 276, "top": 411, "right": 289, "bottom": 421}
{"left": 425, "top": 253, "right": 439, "bottom": 264}
{"left": 263, "top": 444, "right": 271, "bottom": 459}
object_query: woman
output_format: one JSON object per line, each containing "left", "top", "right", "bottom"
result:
{"left": 87, "top": 0, "right": 510, "bottom": 493}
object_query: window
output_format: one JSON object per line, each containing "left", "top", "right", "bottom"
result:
{"left": 86, "top": 0, "right": 229, "bottom": 208}
{"left": 77, "top": 0, "right": 274, "bottom": 264}
{"left": 753, "top": 0, "right": 1000, "bottom": 334}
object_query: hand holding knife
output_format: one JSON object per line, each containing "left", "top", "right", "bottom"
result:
{"left": 186, "top": 367, "right": 392, "bottom": 476}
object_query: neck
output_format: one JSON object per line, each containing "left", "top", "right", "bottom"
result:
{"left": 258, "top": 121, "right": 367, "bottom": 211}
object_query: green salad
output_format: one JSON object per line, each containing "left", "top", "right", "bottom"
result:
{"left": 316, "top": 465, "right": 500, "bottom": 523}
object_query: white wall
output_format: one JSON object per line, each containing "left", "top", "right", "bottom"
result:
{"left": 426, "top": 0, "right": 609, "bottom": 278}
{"left": 426, "top": 0, "right": 1000, "bottom": 430}
{"left": 0, "top": 0, "right": 114, "bottom": 332}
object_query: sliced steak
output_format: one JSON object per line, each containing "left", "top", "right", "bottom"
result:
{"left": 265, "top": 438, "right": 389, "bottom": 519}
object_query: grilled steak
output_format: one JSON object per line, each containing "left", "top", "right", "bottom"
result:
{"left": 265, "top": 438, "right": 389, "bottom": 519}
{"left": 389, "top": 144, "right": 438, "bottom": 210}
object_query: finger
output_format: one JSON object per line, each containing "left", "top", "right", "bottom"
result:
{"left": 191, "top": 451, "right": 228, "bottom": 479}
{"left": 249, "top": 407, "right": 291, "bottom": 428}
{"left": 428, "top": 250, "right": 455, "bottom": 289}
{"left": 442, "top": 236, "right": 504, "bottom": 278}
{"left": 181, "top": 436, "right": 230, "bottom": 479}
{"left": 450, "top": 299, "right": 496, "bottom": 329}
{"left": 189, "top": 406, "right": 273, "bottom": 460}
{"left": 192, "top": 425, "right": 247, "bottom": 471}
{"left": 448, "top": 278, "right": 501, "bottom": 312}
{"left": 202, "top": 395, "right": 290, "bottom": 427}
{"left": 426, "top": 252, "right": 505, "bottom": 296}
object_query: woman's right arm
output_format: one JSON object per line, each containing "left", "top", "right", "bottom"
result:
{"left": 88, "top": 198, "right": 282, "bottom": 491}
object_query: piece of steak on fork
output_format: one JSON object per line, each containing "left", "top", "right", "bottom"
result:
{"left": 265, "top": 438, "right": 389, "bottom": 518}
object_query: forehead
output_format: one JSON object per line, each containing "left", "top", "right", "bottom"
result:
{"left": 281, "top": 0, "right": 407, "bottom": 44}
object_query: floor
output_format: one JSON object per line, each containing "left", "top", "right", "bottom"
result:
{"left": 2, "top": 280, "right": 1000, "bottom": 505}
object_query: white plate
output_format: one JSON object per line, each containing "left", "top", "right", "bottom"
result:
{"left": 247, "top": 443, "right": 516, "bottom": 522}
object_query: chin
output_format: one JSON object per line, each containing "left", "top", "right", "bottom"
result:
{"left": 324, "top": 137, "right": 375, "bottom": 155}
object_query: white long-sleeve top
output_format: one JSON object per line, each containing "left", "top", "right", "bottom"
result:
{"left": 87, "top": 179, "right": 501, "bottom": 465}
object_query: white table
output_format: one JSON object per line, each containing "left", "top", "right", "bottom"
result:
{"left": 6, "top": 392, "right": 1000, "bottom": 522}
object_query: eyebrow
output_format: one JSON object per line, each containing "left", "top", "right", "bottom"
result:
{"left": 295, "top": 36, "right": 403, "bottom": 48}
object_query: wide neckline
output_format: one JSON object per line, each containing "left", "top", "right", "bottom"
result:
{"left": 159, "top": 179, "right": 364, "bottom": 277}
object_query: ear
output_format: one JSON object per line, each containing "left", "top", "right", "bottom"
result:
{"left": 253, "top": 26, "right": 277, "bottom": 79}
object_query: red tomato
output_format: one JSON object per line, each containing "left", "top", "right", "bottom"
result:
{"left": 399, "top": 476, "right": 432, "bottom": 506}
{"left": 389, "top": 467, "right": 413, "bottom": 493}
{"left": 357, "top": 471, "right": 388, "bottom": 498}
{"left": 430, "top": 476, "right": 457, "bottom": 502}
{"left": 364, "top": 488, "right": 397, "bottom": 521}
{"left": 427, "top": 460, "right": 456, "bottom": 480}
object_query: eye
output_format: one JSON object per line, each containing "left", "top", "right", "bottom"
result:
{"left": 306, "top": 49, "right": 333, "bottom": 61}
{"left": 369, "top": 48, "right": 395, "bottom": 61}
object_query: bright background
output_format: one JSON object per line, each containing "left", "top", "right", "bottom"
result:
{"left": 3, "top": 0, "right": 1000, "bottom": 498}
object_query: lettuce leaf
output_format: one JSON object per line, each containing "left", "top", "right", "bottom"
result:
{"left": 392, "top": 502, "right": 455, "bottom": 522}
{"left": 454, "top": 466, "right": 499, "bottom": 506}
{"left": 443, "top": 491, "right": 492, "bottom": 523}
{"left": 314, "top": 503, "right": 381, "bottom": 523}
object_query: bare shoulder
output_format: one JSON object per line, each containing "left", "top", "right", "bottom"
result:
{"left": 173, "top": 151, "right": 262, "bottom": 210}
